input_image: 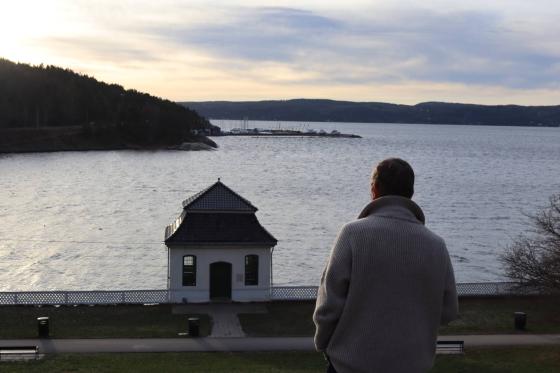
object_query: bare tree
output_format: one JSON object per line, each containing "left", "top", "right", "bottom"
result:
{"left": 501, "top": 194, "right": 560, "bottom": 292}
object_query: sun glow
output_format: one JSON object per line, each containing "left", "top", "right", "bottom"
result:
{"left": 1, "top": 0, "right": 559, "bottom": 104}
{"left": 0, "top": 1, "right": 82, "bottom": 64}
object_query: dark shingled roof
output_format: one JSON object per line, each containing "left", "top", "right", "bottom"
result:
{"left": 182, "top": 180, "right": 257, "bottom": 212}
{"left": 165, "top": 181, "right": 277, "bottom": 246}
{"left": 165, "top": 213, "right": 277, "bottom": 246}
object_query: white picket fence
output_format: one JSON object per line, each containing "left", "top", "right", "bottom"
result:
{"left": 0, "top": 282, "right": 527, "bottom": 306}
{"left": 271, "top": 282, "right": 524, "bottom": 300}
{"left": 0, "top": 290, "right": 168, "bottom": 306}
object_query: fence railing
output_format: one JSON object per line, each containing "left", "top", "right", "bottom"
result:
{"left": 0, "top": 282, "right": 529, "bottom": 306}
{"left": 271, "top": 286, "right": 318, "bottom": 300}
{"left": 270, "top": 282, "right": 524, "bottom": 300}
{"left": 0, "top": 290, "right": 169, "bottom": 306}
{"left": 455, "top": 282, "right": 521, "bottom": 297}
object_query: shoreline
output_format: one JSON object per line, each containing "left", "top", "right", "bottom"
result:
{"left": 216, "top": 132, "right": 362, "bottom": 138}
{"left": 0, "top": 145, "right": 216, "bottom": 155}
{"left": 0, "top": 126, "right": 218, "bottom": 154}
{"left": 210, "top": 119, "right": 560, "bottom": 128}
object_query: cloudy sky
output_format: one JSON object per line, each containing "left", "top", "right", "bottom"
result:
{"left": 1, "top": 0, "right": 560, "bottom": 104}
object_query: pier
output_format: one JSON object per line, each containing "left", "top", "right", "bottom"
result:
{"left": 217, "top": 128, "right": 361, "bottom": 138}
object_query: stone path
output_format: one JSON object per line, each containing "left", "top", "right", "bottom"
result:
{"left": 172, "top": 303, "right": 267, "bottom": 338}
{"left": 1, "top": 335, "right": 559, "bottom": 354}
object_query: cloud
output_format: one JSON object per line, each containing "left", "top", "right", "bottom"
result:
{"left": 351, "top": 9, "right": 560, "bottom": 89}
{"left": 8, "top": 1, "right": 560, "bottom": 103}
{"left": 158, "top": 7, "right": 340, "bottom": 62}
{"left": 152, "top": 6, "right": 560, "bottom": 90}
{"left": 35, "top": 37, "right": 158, "bottom": 65}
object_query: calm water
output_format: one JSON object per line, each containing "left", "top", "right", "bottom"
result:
{"left": 1, "top": 121, "right": 559, "bottom": 290}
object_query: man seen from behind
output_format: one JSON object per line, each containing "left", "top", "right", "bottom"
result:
{"left": 313, "top": 158, "right": 458, "bottom": 373}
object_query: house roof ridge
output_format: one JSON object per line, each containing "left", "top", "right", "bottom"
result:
{"left": 165, "top": 182, "right": 276, "bottom": 244}
{"left": 181, "top": 180, "right": 258, "bottom": 212}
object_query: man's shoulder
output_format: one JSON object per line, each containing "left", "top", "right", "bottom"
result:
{"left": 343, "top": 216, "right": 447, "bottom": 247}
{"left": 338, "top": 217, "right": 384, "bottom": 238}
{"left": 340, "top": 217, "right": 373, "bottom": 233}
{"left": 421, "top": 227, "right": 447, "bottom": 248}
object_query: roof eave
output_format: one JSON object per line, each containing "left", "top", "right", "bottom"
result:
{"left": 183, "top": 208, "right": 257, "bottom": 213}
{"left": 165, "top": 241, "right": 277, "bottom": 247}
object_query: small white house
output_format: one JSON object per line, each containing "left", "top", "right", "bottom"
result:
{"left": 164, "top": 180, "right": 277, "bottom": 303}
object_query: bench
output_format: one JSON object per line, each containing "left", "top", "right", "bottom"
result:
{"left": 0, "top": 346, "right": 40, "bottom": 361}
{"left": 436, "top": 340, "right": 464, "bottom": 354}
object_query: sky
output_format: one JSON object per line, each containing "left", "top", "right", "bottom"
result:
{"left": 1, "top": 0, "right": 560, "bottom": 105}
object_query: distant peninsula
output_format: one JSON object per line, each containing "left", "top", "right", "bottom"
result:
{"left": 0, "top": 58, "right": 217, "bottom": 153}
{"left": 181, "top": 99, "right": 560, "bottom": 127}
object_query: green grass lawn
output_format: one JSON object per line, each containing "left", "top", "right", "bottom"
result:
{"left": 239, "top": 301, "right": 316, "bottom": 336}
{"left": 0, "top": 305, "right": 210, "bottom": 338}
{"left": 440, "top": 296, "right": 560, "bottom": 335}
{"left": 0, "top": 347, "right": 558, "bottom": 372}
{"left": 239, "top": 296, "right": 560, "bottom": 336}
{"left": 1, "top": 296, "right": 558, "bottom": 339}
{"left": 432, "top": 347, "right": 560, "bottom": 373}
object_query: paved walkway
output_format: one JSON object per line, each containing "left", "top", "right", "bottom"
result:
{"left": 1, "top": 335, "right": 559, "bottom": 354}
{"left": 439, "top": 334, "right": 560, "bottom": 347}
{"left": 172, "top": 304, "right": 267, "bottom": 338}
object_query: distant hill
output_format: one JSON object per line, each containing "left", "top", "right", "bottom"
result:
{"left": 181, "top": 99, "right": 560, "bottom": 127}
{"left": 0, "top": 58, "right": 215, "bottom": 152}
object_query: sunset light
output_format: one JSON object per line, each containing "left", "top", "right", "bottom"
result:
{"left": 1, "top": 1, "right": 560, "bottom": 371}
{"left": 0, "top": 0, "right": 558, "bottom": 104}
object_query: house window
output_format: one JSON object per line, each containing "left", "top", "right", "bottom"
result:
{"left": 245, "top": 255, "right": 259, "bottom": 285}
{"left": 183, "top": 255, "right": 196, "bottom": 286}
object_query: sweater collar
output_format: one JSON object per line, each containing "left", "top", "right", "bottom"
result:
{"left": 358, "top": 195, "right": 425, "bottom": 225}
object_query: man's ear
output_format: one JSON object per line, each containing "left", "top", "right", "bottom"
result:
{"left": 372, "top": 183, "right": 379, "bottom": 200}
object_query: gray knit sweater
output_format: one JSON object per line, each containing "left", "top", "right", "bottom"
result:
{"left": 313, "top": 196, "right": 458, "bottom": 373}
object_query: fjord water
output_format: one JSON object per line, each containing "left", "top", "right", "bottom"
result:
{"left": 0, "top": 121, "right": 559, "bottom": 290}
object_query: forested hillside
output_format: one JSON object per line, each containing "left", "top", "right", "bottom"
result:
{"left": 0, "top": 58, "right": 214, "bottom": 151}
{"left": 182, "top": 99, "right": 560, "bottom": 127}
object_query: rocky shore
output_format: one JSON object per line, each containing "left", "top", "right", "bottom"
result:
{"left": 0, "top": 126, "right": 218, "bottom": 154}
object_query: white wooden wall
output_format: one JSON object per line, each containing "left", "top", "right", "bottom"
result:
{"left": 167, "top": 245, "right": 272, "bottom": 303}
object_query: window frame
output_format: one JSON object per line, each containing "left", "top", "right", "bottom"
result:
{"left": 182, "top": 255, "right": 197, "bottom": 286}
{"left": 244, "top": 254, "right": 259, "bottom": 286}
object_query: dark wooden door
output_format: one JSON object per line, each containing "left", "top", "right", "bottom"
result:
{"left": 210, "top": 262, "right": 232, "bottom": 300}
